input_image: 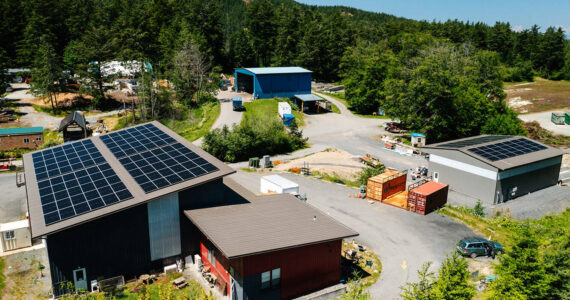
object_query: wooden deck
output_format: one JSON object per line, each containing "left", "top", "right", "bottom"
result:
{"left": 382, "top": 191, "right": 408, "bottom": 209}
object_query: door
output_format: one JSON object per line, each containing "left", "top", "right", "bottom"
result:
{"left": 230, "top": 276, "right": 244, "bottom": 300}
{"left": 73, "top": 268, "right": 88, "bottom": 292}
{"left": 2, "top": 231, "right": 17, "bottom": 251}
{"left": 433, "top": 172, "right": 439, "bottom": 182}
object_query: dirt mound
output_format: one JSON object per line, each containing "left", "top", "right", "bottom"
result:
{"left": 274, "top": 148, "right": 364, "bottom": 179}
{"left": 29, "top": 93, "right": 93, "bottom": 108}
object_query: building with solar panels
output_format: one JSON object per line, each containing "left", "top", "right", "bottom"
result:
{"left": 22, "top": 121, "right": 357, "bottom": 298}
{"left": 423, "top": 135, "right": 563, "bottom": 204}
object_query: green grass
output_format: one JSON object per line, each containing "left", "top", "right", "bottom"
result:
{"left": 161, "top": 101, "right": 220, "bottom": 141}
{"left": 342, "top": 241, "right": 382, "bottom": 288}
{"left": 318, "top": 92, "right": 391, "bottom": 119}
{"left": 330, "top": 102, "right": 341, "bottom": 114}
{"left": 115, "top": 273, "right": 209, "bottom": 300}
{"left": 0, "top": 258, "right": 5, "bottom": 297}
{"left": 33, "top": 105, "right": 83, "bottom": 117}
{"left": 310, "top": 170, "right": 360, "bottom": 188}
{"left": 243, "top": 98, "right": 305, "bottom": 127}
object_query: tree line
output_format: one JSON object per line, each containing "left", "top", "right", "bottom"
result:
{"left": 1, "top": 0, "right": 567, "bottom": 83}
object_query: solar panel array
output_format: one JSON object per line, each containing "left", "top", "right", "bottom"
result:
{"left": 101, "top": 123, "right": 219, "bottom": 194}
{"left": 32, "top": 140, "right": 106, "bottom": 181}
{"left": 32, "top": 140, "right": 134, "bottom": 226}
{"left": 437, "top": 136, "right": 510, "bottom": 148}
{"left": 100, "top": 124, "right": 176, "bottom": 159}
{"left": 468, "top": 138, "right": 547, "bottom": 161}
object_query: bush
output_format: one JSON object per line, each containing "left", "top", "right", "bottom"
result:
{"left": 357, "top": 165, "right": 385, "bottom": 186}
{"left": 473, "top": 200, "right": 485, "bottom": 217}
{"left": 203, "top": 113, "right": 307, "bottom": 162}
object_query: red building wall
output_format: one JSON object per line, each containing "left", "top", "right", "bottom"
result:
{"left": 200, "top": 234, "right": 343, "bottom": 299}
{"left": 200, "top": 236, "right": 231, "bottom": 295}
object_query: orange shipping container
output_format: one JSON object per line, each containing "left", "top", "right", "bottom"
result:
{"left": 366, "top": 169, "right": 407, "bottom": 201}
{"left": 408, "top": 181, "right": 448, "bottom": 215}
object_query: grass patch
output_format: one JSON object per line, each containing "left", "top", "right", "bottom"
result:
{"left": 342, "top": 241, "right": 382, "bottom": 288}
{"left": 244, "top": 98, "right": 305, "bottom": 127}
{"left": 505, "top": 77, "right": 570, "bottom": 113}
{"left": 239, "top": 167, "right": 257, "bottom": 173}
{"left": 310, "top": 170, "right": 360, "bottom": 188}
{"left": 318, "top": 92, "right": 391, "bottom": 119}
{"left": 161, "top": 101, "right": 220, "bottom": 141}
{"left": 330, "top": 102, "right": 341, "bottom": 114}
{"left": 114, "top": 273, "right": 210, "bottom": 300}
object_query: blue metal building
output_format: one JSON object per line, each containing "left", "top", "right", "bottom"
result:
{"left": 234, "top": 67, "right": 312, "bottom": 99}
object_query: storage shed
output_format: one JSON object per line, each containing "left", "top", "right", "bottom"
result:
{"left": 423, "top": 135, "right": 563, "bottom": 204}
{"left": 234, "top": 67, "right": 311, "bottom": 99}
{"left": 293, "top": 94, "right": 326, "bottom": 113}
{"left": 411, "top": 133, "right": 426, "bottom": 147}
{"left": 59, "top": 111, "right": 91, "bottom": 142}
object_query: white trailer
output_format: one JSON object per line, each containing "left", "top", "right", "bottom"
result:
{"left": 278, "top": 102, "right": 292, "bottom": 118}
{"left": 260, "top": 175, "right": 299, "bottom": 194}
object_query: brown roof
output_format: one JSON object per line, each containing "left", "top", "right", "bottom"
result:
{"left": 185, "top": 193, "right": 358, "bottom": 259}
{"left": 423, "top": 135, "right": 563, "bottom": 170}
{"left": 369, "top": 169, "right": 406, "bottom": 183}
{"left": 24, "top": 121, "right": 235, "bottom": 238}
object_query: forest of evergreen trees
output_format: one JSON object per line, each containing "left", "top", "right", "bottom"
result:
{"left": 1, "top": 0, "right": 568, "bottom": 82}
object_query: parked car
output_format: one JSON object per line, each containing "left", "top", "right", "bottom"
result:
{"left": 457, "top": 237, "right": 504, "bottom": 258}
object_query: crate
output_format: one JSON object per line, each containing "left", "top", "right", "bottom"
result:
{"left": 366, "top": 169, "right": 407, "bottom": 201}
{"left": 408, "top": 181, "right": 448, "bottom": 215}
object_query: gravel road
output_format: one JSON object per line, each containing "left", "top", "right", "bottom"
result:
{"left": 4, "top": 86, "right": 62, "bottom": 130}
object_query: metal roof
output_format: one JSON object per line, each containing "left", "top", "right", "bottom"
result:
{"left": 59, "top": 111, "right": 88, "bottom": 131}
{"left": 185, "top": 193, "right": 358, "bottom": 259}
{"left": 240, "top": 67, "right": 312, "bottom": 75}
{"left": 24, "top": 121, "right": 235, "bottom": 238}
{"left": 411, "top": 133, "right": 425, "bottom": 138}
{"left": 261, "top": 175, "right": 298, "bottom": 190}
{"left": 294, "top": 94, "right": 323, "bottom": 102}
{"left": 0, "top": 127, "right": 43, "bottom": 135}
{"left": 423, "top": 135, "right": 563, "bottom": 171}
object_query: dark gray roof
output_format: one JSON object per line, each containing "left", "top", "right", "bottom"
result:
{"left": 423, "top": 135, "right": 563, "bottom": 170}
{"left": 185, "top": 192, "right": 358, "bottom": 259}
{"left": 24, "top": 121, "right": 235, "bottom": 238}
{"left": 59, "top": 111, "right": 88, "bottom": 131}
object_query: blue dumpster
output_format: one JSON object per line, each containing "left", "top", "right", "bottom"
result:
{"left": 282, "top": 113, "right": 295, "bottom": 126}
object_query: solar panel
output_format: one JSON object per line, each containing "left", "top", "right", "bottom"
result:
{"left": 437, "top": 136, "right": 511, "bottom": 148}
{"left": 32, "top": 140, "right": 105, "bottom": 181}
{"left": 101, "top": 123, "right": 219, "bottom": 193}
{"left": 37, "top": 163, "right": 133, "bottom": 225}
{"left": 468, "top": 138, "right": 547, "bottom": 161}
{"left": 118, "top": 142, "right": 219, "bottom": 193}
{"left": 100, "top": 123, "right": 176, "bottom": 159}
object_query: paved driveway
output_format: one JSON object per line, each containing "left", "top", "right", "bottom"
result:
{"left": 4, "top": 86, "right": 62, "bottom": 130}
{"left": 518, "top": 110, "right": 570, "bottom": 136}
{"left": 229, "top": 171, "right": 475, "bottom": 299}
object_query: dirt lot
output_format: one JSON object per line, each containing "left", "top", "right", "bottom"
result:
{"left": 505, "top": 78, "right": 570, "bottom": 114}
{"left": 2, "top": 247, "right": 52, "bottom": 299}
{"left": 273, "top": 148, "right": 364, "bottom": 180}
{"left": 28, "top": 92, "right": 93, "bottom": 108}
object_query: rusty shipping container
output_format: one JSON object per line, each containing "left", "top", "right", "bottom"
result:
{"left": 408, "top": 181, "right": 448, "bottom": 215}
{"left": 366, "top": 169, "right": 407, "bottom": 201}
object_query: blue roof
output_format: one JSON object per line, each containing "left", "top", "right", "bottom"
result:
{"left": 241, "top": 67, "right": 312, "bottom": 75}
{"left": 411, "top": 133, "right": 425, "bottom": 138}
{"left": 232, "top": 97, "right": 242, "bottom": 101}
{"left": 0, "top": 127, "right": 43, "bottom": 135}
{"left": 294, "top": 94, "right": 323, "bottom": 102}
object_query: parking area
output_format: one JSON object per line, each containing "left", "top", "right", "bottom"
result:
{"left": 228, "top": 171, "right": 475, "bottom": 299}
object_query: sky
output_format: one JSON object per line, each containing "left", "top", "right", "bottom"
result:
{"left": 296, "top": 0, "right": 569, "bottom": 33}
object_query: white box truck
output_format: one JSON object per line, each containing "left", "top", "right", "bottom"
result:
{"left": 260, "top": 175, "right": 299, "bottom": 194}
{"left": 278, "top": 102, "right": 292, "bottom": 118}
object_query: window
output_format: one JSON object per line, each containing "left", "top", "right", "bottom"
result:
{"left": 23, "top": 138, "right": 30, "bottom": 144}
{"left": 35, "top": 137, "right": 42, "bottom": 141}
{"left": 261, "top": 271, "right": 271, "bottom": 289}
{"left": 3, "top": 231, "right": 15, "bottom": 240}
{"left": 271, "top": 268, "right": 280, "bottom": 288}
{"left": 207, "top": 247, "right": 216, "bottom": 267}
{"left": 417, "top": 138, "right": 422, "bottom": 143}
{"left": 261, "top": 268, "right": 281, "bottom": 290}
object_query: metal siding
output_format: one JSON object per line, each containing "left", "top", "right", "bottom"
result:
{"left": 47, "top": 204, "right": 155, "bottom": 296}
{"left": 148, "top": 193, "right": 181, "bottom": 261}
{"left": 240, "top": 240, "right": 342, "bottom": 299}
{"left": 429, "top": 161, "right": 497, "bottom": 202}
{"left": 250, "top": 73, "right": 311, "bottom": 99}
{"left": 496, "top": 157, "right": 562, "bottom": 202}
